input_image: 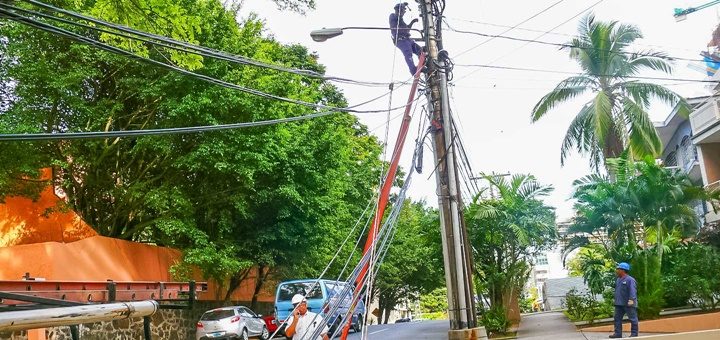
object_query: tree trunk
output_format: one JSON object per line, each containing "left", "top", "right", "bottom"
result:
{"left": 223, "top": 268, "right": 251, "bottom": 304}
{"left": 383, "top": 307, "right": 392, "bottom": 324}
{"left": 251, "top": 265, "right": 268, "bottom": 310}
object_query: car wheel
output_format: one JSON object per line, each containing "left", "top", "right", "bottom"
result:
{"left": 260, "top": 326, "right": 269, "bottom": 340}
{"left": 241, "top": 328, "right": 248, "bottom": 340}
{"left": 353, "top": 315, "right": 363, "bottom": 333}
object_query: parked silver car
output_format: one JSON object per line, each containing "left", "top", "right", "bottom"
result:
{"left": 196, "top": 306, "right": 269, "bottom": 340}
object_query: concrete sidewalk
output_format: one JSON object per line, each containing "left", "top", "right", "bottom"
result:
{"left": 517, "top": 312, "right": 654, "bottom": 339}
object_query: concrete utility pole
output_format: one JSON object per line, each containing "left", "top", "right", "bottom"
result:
{"left": 417, "top": 1, "right": 485, "bottom": 338}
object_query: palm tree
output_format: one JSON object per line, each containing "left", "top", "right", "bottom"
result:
{"left": 564, "top": 154, "right": 719, "bottom": 317}
{"left": 468, "top": 174, "right": 556, "bottom": 326}
{"left": 531, "top": 14, "right": 688, "bottom": 170}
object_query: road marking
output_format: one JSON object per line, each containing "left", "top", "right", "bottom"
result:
{"left": 369, "top": 328, "right": 388, "bottom": 335}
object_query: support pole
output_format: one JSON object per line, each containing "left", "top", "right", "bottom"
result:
{"left": 69, "top": 325, "right": 80, "bottom": 340}
{"left": 0, "top": 301, "right": 159, "bottom": 332}
{"left": 143, "top": 316, "right": 152, "bottom": 340}
{"left": 418, "top": 0, "right": 485, "bottom": 338}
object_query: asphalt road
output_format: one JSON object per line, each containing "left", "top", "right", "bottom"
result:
{"left": 344, "top": 320, "right": 449, "bottom": 340}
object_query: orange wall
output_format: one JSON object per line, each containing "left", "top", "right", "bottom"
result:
{"left": 0, "top": 236, "right": 275, "bottom": 302}
{"left": 0, "top": 169, "right": 96, "bottom": 247}
{"left": 0, "top": 169, "right": 274, "bottom": 303}
{"left": 701, "top": 143, "right": 720, "bottom": 184}
{"left": 0, "top": 236, "right": 180, "bottom": 281}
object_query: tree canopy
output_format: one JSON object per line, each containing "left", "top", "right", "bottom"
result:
{"left": 531, "top": 13, "right": 688, "bottom": 170}
{"left": 0, "top": 0, "right": 382, "bottom": 304}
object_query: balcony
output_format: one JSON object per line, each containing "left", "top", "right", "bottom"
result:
{"left": 690, "top": 99, "right": 720, "bottom": 144}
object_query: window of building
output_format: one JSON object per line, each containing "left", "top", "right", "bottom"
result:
{"left": 680, "top": 136, "right": 695, "bottom": 169}
{"left": 664, "top": 151, "right": 677, "bottom": 167}
{"left": 535, "top": 255, "right": 548, "bottom": 265}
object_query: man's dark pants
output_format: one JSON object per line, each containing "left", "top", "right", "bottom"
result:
{"left": 395, "top": 39, "right": 422, "bottom": 75}
{"left": 614, "top": 305, "right": 639, "bottom": 336}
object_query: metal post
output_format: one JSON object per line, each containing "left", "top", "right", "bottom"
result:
{"left": 419, "top": 0, "right": 483, "bottom": 338}
{"left": 106, "top": 280, "right": 116, "bottom": 302}
{"left": 70, "top": 325, "right": 80, "bottom": 340}
{"left": 188, "top": 281, "right": 196, "bottom": 310}
{"left": 143, "top": 316, "right": 152, "bottom": 340}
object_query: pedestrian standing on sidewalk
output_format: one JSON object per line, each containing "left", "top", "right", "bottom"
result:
{"left": 285, "top": 294, "right": 329, "bottom": 340}
{"left": 610, "top": 262, "right": 638, "bottom": 338}
{"left": 389, "top": 2, "right": 422, "bottom": 75}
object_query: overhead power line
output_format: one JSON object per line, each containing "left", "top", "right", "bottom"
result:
{"left": 8, "top": 0, "right": 398, "bottom": 88}
{"left": 0, "top": 111, "right": 336, "bottom": 141}
{"left": 443, "top": 20, "right": 705, "bottom": 63}
{"left": 454, "top": 0, "right": 568, "bottom": 58}
{"left": 0, "top": 7, "right": 414, "bottom": 116}
{"left": 453, "top": 0, "right": 605, "bottom": 83}
{"left": 452, "top": 63, "right": 720, "bottom": 83}
{"left": 444, "top": 16, "right": 700, "bottom": 54}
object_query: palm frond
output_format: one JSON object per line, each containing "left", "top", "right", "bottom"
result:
{"left": 531, "top": 76, "right": 595, "bottom": 122}
{"left": 623, "top": 97, "right": 662, "bottom": 158}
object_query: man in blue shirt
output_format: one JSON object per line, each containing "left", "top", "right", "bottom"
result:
{"left": 610, "top": 262, "right": 638, "bottom": 338}
{"left": 389, "top": 2, "right": 422, "bottom": 75}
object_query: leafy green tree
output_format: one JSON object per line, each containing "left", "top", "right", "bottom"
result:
{"left": 567, "top": 245, "right": 614, "bottom": 295}
{"left": 467, "top": 174, "right": 556, "bottom": 326}
{"left": 372, "top": 200, "right": 444, "bottom": 324}
{"left": 565, "top": 155, "right": 718, "bottom": 317}
{"left": 0, "top": 0, "right": 382, "bottom": 306}
{"left": 419, "top": 287, "right": 448, "bottom": 320}
{"left": 531, "top": 14, "right": 688, "bottom": 170}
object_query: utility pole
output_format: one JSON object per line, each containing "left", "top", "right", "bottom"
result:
{"left": 417, "top": 1, "right": 485, "bottom": 338}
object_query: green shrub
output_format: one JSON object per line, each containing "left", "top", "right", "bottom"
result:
{"left": 631, "top": 252, "right": 664, "bottom": 319}
{"left": 563, "top": 288, "right": 612, "bottom": 324}
{"left": 480, "top": 306, "right": 510, "bottom": 335}
{"left": 663, "top": 244, "right": 720, "bottom": 310}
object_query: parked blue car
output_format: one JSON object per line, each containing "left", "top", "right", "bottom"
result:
{"left": 274, "top": 279, "right": 365, "bottom": 336}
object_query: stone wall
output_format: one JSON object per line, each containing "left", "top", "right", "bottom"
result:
{"left": 0, "top": 301, "right": 277, "bottom": 340}
{"left": 1, "top": 308, "right": 201, "bottom": 340}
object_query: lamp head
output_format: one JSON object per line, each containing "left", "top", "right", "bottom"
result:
{"left": 310, "top": 28, "right": 344, "bottom": 42}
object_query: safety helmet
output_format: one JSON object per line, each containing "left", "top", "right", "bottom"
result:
{"left": 616, "top": 262, "right": 631, "bottom": 271}
{"left": 291, "top": 294, "right": 307, "bottom": 305}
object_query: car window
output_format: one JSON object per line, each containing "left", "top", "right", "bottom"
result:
{"left": 277, "top": 282, "right": 324, "bottom": 301}
{"left": 326, "top": 282, "right": 352, "bottom": 304}
{"left": 201, "top": 309, "right": 235, "bottom": 321}
{"left": 240, "top": 307, "right": 257, "bottom": 317}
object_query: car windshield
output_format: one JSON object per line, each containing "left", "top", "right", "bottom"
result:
{"left": 277, "top": 282, "right": 324, "bottom": 301}
{"left": 201, "top": 310, "right": 235, "bottom": 321}
{"left": 325, "top": 282, "right": 351, "bottom": 303}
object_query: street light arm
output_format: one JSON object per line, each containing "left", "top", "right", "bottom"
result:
{"left": 310, "top": 26, "right": 423, "bottom": 42}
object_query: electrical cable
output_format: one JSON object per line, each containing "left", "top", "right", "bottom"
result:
{"left": 444, "top": 16, "right": 701, "bottom": 55}
{"left": 0, "top": 8, "right": 410, "bottom": 115}
{"left": 443, "top": 19, "right": 707, "bottom": 63}
{"left": 453, "top": 0, "right": 605, "bottom": 83}
{"left": 454, "top": 0, "right": 567, "bottom": 58}
{"left": 266, "top": 194, "right": 377, "bottom": 340}
{"left": 452, "top": 63, "right": 720, "bottom": 83}
{"left": 9, "top": 0, "right": 404, "bottom": 88}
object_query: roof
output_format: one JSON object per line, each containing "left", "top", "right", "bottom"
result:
{"left": 279, "top": 279, "right": 348, "bottom": 285}
{"left": 543, "top": 277, "right": 589, "bottom": 298}
{"left": 654, "top": 96, "right": 711, "bottom": 150}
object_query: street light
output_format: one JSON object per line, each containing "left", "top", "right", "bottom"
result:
{"left": 310, "top": 28, "right": 344, "bottom": 42}
{"left": 310, "top": 26, "right": 423, "bottom": 42}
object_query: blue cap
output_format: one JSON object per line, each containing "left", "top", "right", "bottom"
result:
{"left": 617, "top": 262, "right": 630, "bottom": 271}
